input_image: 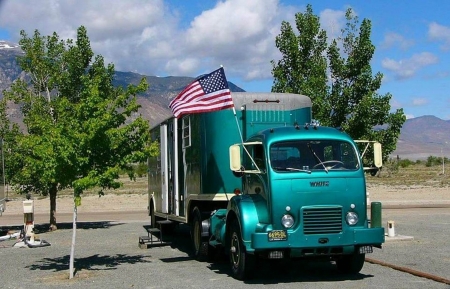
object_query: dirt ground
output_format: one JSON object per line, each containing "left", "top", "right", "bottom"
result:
{"left": 2, "top": 184, "right": 449, "bottom": 217}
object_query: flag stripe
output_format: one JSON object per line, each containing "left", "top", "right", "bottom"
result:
{"left": 172, "top": 94, "right": 233, "bottom": 112}
{"left": 169, "top": 67, "right": 234, "bottom": 118}
{"left": 171, "top": 91, "right": 234, "bottom": 117}
{"left": 169, "top": 81, "right": 202, "bottom": 107}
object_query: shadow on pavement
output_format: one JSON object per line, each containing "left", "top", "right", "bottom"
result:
{"left": 1, "top": 221, "right": 123, "bottom": 235}
{"left": 25, "top": 253, "right": 152, "bottom": 275}
{"left": 156, "top": 223, "right": 374, "bottom": 284}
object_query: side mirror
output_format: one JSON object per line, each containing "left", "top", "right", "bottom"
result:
{"left": 373, "top": 142, "right": 382, "bottom": 168}
{"left": 229, "top": 145, "right": 241, "bottom": 171}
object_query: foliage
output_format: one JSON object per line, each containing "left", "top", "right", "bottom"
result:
{"left": 122, "top": 162, "right": 150, "bottom": 178}
{"left": 2, "top": 26, "right": 157, "bottom": 227}
{"left": 271, "top": 4, "right": 329, "bottom": 120}
{"left": 425, "top": 155, "right": 448, "bottom": 167}
{"left": 271, "top": 5, "right": 406, "bottom": 159}
{"left": 397, "top": 158, "right": 414, "bottom": 168}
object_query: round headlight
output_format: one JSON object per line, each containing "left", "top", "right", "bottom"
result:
{"left": 346, "top": 211, "right": 359, "bottom": 226}
{"left": 281, "top": 214, "right": 294, "bottom": 228}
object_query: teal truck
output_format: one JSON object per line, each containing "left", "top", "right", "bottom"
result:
{"left": 147, "top": 92, "right": 384, "bottom": 280}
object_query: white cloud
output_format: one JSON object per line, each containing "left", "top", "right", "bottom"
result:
{"left": 0, "top": 0, "right": 299, "bottom": 81}
{"left": 381, "top": 32, "right": 414, "bottom": 50}
{"left": 381, "top": 52, "right": 438, "bottom": 80}
{"left": 390, "top": 98, "right": 402, "bottom": 110}
{"left": 428, "top": 22, "right": 450, "bottom": 50}
{"left": 412, "top": 98, "right": 428, "bottom": 106}
{"left": 319, "top": 9, "right": 345, "bottom": 40}
{"left": 182, "top": 0, "right": 285, "bottom": 80}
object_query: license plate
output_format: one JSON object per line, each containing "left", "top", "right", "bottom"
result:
{"left": 268, "top": 230, "right": 287, "bottom": 241}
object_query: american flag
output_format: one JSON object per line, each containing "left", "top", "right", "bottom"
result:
{"left": 169, "top": 67, "right": 234, "bottom": 118}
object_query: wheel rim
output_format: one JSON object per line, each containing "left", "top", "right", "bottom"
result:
{"left": 230, "top": 232, "right": 240, "bottom": 268}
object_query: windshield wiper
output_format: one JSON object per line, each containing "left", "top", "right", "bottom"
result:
{"left": 286, "top": 167, "right": 311, "bottom": 174}
{"left": 307, "top": 143, "right": 328, "bottom": 173}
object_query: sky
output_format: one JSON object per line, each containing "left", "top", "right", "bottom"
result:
{"left": 0, "top": 0, "right": 449, "bottom": 120}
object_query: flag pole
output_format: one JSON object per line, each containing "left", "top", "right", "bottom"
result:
{"left": 232, "top": 106, "right": 244, "bottom": 144}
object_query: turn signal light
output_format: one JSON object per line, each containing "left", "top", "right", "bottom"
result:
{"left": 233, "top": 188, "right": 241, "bottom": 195}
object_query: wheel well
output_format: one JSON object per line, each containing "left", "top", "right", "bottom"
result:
{"left": 225, "top": 210, "right": 238, "bottom": 250}
{"left": 148, "top": 198, "right": 154, "bottom": 216}
{"left": 187, "top": 200, "right": 228, "bottom": 224}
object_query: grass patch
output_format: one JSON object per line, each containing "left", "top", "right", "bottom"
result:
{"left": 366, "top": 162, "right": 450, "bottom": 188}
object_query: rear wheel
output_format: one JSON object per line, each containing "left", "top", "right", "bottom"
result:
{"left": 150, "top": 202, "right": 157, "bottom": 228}
{"left": 336, "top": 253, "right": 365, "bottom": 274}
{"left": 229, "top": 219, "right": 254, "bottom": 280}
{"left": 190, "top": 207, "right": 209, "bottom": 261}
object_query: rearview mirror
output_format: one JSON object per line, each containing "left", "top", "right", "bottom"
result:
{"left": 229, "top": 145, "right": 241, "bottom": 171}
{"left": 373, "top": 142, "right": 382, "bottom": 168}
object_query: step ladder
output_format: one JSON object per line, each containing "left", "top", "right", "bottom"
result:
{"left": 139, "top": 220, "right": 173, "bottom": 249}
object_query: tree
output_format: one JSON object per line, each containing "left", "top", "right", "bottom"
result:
{"left": 272, "top": 5, "right": 406, "bottom": 158}
{"left": 271, "top": 4, "right": 329, "bottom": 120}
{"left": 3, "top": 26, "right": 158, "bottom": 278}
{"left": 327, "top": 9, "right": 405, "bottom": 156}
{"left": 3, "top": 26, "right": 156, "bottom": 229}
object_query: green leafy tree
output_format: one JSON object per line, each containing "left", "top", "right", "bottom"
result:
{"left": 272, "top": 5, "right": 406, "bottom": 158}
{"left": 327, "top": 9, "right": 405, "bottom": 156}
{"left": 3, "top": 26, "right": 157, "bottom": 229}
{"left": 271, "top": 4, "right": 329, "bottom": 120}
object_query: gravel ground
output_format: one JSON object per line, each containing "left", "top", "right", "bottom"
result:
{"left": 2, "top": 185, "right": 449, "bottom": 217}
{"left": 371, "top": 208, "right": 450, "bottom": 280}
{"left": 0, "top": 185, "right": 449, "bottom": 288}
{"left": 1, "top": 211, "right": 450, "bottom": 289}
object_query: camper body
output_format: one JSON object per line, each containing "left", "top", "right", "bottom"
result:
{"left": 148, "top": 92, "right": 384, "bottom": 280}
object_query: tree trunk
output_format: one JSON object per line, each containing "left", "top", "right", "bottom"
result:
{"left": 69, "top": 202, "right": 77, "bottom": 279}
{"left": 49, "top": 183, "right": 58, "bottom": 231}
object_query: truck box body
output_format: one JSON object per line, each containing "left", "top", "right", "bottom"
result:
{"left": 148, "top": 92, "right": 312, "bottom": 219}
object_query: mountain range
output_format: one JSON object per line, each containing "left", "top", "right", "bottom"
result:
{"left": 1, "top": 40, "right": 448, "bottom": 160}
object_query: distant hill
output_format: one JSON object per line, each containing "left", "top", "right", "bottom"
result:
{"left": 1, "top": 40, "right": 448, "bottom": 159}
{"left": 391, "top": 115, "right": 450, "bottom": 160}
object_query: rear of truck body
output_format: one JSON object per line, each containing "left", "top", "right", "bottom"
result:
{"left": 147, "top": 92, "right": 384, "bottom": 279}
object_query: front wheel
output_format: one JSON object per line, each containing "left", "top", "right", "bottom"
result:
{"left": 336, "top": 253, "right": 365, "bottom": 274}
{"left": 229, "top": 219, "right": 254, "bottom": 280}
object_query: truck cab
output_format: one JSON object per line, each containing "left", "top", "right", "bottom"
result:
{"left": 223, "top": 124, "right": 384, "bottom": 279}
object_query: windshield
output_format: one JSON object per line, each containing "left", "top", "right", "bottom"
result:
{"left": 270, "top": 140, "right": 359, "bottom": 172}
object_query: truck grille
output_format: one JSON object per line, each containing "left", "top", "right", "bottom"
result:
{"left": 303, "top": 207, "right": 342, "bottom": 235}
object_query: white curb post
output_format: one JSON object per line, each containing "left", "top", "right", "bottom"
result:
{"left": 387, "top": 220, "right": 395, "bottom": 237}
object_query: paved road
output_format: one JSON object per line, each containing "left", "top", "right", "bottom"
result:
{"left": 0, "top": 210, "right": 148, "bottom": 227}
{"left": 0, "top": 208, "right": 449, "bottom": 289}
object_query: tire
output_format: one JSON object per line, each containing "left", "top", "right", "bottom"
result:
{"left": 190, "top": 207, "right": 209, "bottom": 261}
{"left": 336, "top": 253, "right": 365, "bottom": 274}
{"left": 150, "top": 202, "right": 158, "bottom": 228}
{"left": 229, "top": 219, "right": 254, "bottom": 280}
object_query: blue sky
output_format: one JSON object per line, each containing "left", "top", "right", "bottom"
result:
{"left": 1, "top": 0, "right": 449, "bottom": 120}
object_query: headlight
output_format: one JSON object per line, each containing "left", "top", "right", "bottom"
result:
{"left": 281, "top": 214, "right": 294, "bottom": 228}
{"left": 346, "top": 211, "right": 359, "bottom": 226}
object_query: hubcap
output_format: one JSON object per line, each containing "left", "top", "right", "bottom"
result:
{"left": 231, "top": 233, "right": 240, "bottom": 266}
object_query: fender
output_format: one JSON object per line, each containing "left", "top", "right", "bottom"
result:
{"left": 227, "top": 193, "right": 268, "bottom": 252}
